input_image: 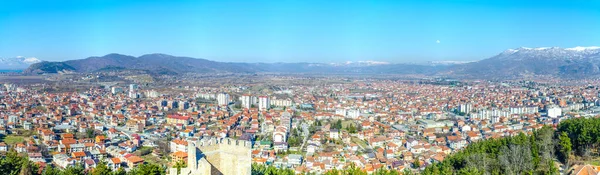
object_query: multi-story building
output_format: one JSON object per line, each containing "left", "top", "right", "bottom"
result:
{"left": 129, "top": 84, "right": 138, "bottom": 91}
{"left": 240, "top": 95, "right": 255, "bottom": 109}
{"left": 111, "top": 87, "right": 123, "bottom": 94}
{"left": 167, "top": 115, "right": 190, "bottom": 125}
{"left": 128, "top": 84, "right": 138, "bottom": 99}
{"left": 217, "top": 93, "right": 230, "bottom": 106}
{"left": 145, "top": 90, "right": 160, "bottom": 98}
{"left": 270, "top": 99, "right": 292, "bottom": 107}
{"left": 258, "top": 96, "right": 270, "bottom": 111}
{"left": 547, "top": 105, "right": 562, "bottom": 118}
{"left": 458, "top": 103, "right": 472, "bottom": 114}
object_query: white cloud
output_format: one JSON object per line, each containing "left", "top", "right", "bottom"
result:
{"left": 23, "top": 57, "right": 41, "bottom": 64}
{"left": 436, "top": 40, "right": 441, "bottom": 44}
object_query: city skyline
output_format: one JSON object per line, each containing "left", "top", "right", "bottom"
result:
{"left": 1, "top": 0, "right": 599, "bottom": 63}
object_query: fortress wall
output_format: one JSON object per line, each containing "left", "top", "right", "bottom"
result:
{"left": 195, "top": 137, "right": 252, "bottom": 175}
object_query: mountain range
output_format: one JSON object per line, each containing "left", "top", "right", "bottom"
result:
{"left": 22, "top": 46, "right": 600, "bottom": 78}
{"left": 23, "top": 54, "right": 443, "bottom": 75}
{"left": 452, "top": 46, "right": 600, "bottom": 78}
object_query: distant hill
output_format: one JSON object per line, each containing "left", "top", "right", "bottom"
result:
{"left": 24, "top": 61, "right": 75, "bottom": 74}
{"left": 24, "top": 53, "right": 257, "bottom": 74}
{"left": 24, "top": 47, "right": 600, "bottom": 78}
{"left": 24, "top": 53, "right": 446, "bottom": 75}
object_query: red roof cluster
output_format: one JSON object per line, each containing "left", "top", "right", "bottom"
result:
{"left": 167, "top": 114, "right": 191, "bottom": 120}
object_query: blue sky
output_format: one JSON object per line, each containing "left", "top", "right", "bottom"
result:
{"left": 0, "top": 0, "right": 599, "bottom": 63}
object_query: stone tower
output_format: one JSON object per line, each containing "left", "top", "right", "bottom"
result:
{"left": 169, "top": 137, "right": 251, "bottom": 175}
{"left": 187, "top": 141, "right": 197, "bottom": 170}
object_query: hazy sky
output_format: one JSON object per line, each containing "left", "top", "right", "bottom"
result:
{"left": 1, "top": 0, "right": 599, "bottom": 63}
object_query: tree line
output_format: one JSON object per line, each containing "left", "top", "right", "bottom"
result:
{"left": 422, "top": 116, "right": 600, "bottom": 175}
{"left": 251, "top": 163, "right": 401, "bottom": 175}
{"left": 0, "top": 150, "right": 165, "bottom": 175}
{"left": 556, "top": 117, "right": 600, "bottom": 158}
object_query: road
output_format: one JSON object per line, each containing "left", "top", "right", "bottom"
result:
{"left": 299, "top": 123, "right": 310, "bottom": 150}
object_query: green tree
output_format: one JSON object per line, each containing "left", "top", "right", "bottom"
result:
{"left": 251, "top": 163, "right": 266, "bottom": 175}
{"left": 412, "top": 160, "right": 421, "bottom": 168}
{"left": 130, "top": 164, "right": 165, "bottom": 175}
{"left": 347, "top": 124, "right": 357, "bottom": 134}
{"left": 402, "top": 169, "right": 414, "bottom": 175}
{"left": 1, "top": 150, "right": 28, "bottom": 175}
{"left": 456, "top": 167, "right": 483, "bottom": 175}
{"left": 344, "top": 163, "right": 367, "bottom": 175}
{"left": 334, "top": 120, "right": 343, "bottom": 130}
{"left": 62, "top": 164, "right": 85, "bottom": 175}
{"left": 18, "top": 159, "right": 37, "bottom": 175}
{"left": 137, "top": 147, "right": 153, "bottom": 156}
{"left": 41, "top": 165, "right": 61, "bottom": 175}
{"left": 91, "top": 161, "right": 112, "bottom": 175}
{"left": 173, "top": 160, "right": 186, "bottom": 175}
{"left": 309, "top": 124, "right": 317, "bottom": 135}
{"left": 292, "top": 128, "right": 299, "bottom": 137}
{"left": 373, "top": 168, "right": 400, "bottom": 175}
{"left": 113, "top": 168, "right": 127, "bottom": 175}
{"left": 557, "top": 132, "right": 572, "bottom": 164}
{"left": 547, "top": 160, "right": 559, "bottom": 175}
{"left": 251, "top": 164, "right": 294, "bottom": 175}
{"left": 324, "top": 169, "right": 341, "bottom": 175}
{"left": 287, "top": 136, "right": 301, "bottom": 147}
{"left": 86, "top": 129, "right": 96, "bottom": 138}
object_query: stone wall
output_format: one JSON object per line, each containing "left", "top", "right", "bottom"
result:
{"left": 197, "top": 137, "right": 251, "bottom": 175}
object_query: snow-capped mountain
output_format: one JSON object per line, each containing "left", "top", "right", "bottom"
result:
{"left": 329, "top": 61, "right": 391, "bottom": 67}
{"left": 0, "top": 56, "right": 42, "bottom": 69}
{"left": 496, "top": 46, "right": 600, "bottom": 61}
{"left": 453, "top": 46, "right": 600, "bottom": 78}
{"left": 428, "top": 60, "right": 474, "bottom": 66}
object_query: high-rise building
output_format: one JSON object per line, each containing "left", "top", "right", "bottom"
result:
{"left": 240, "top": 95, "right": 254, "bottom": 109}
{"left": 179, "top": 101, "right": 190, "bottom": 110}
{"left": 258, "top": 96, "right": 270, "bottom": 111}
{"left": 111, "top": 87, "right": 123, "bottom": 94}
{"left": 145, "top": 90, "right": 160, "bottom": 98}
{"left": 458, "top": 103, "right": 472, "bottom": 114}
{"left": 129, "top": 84, "right": 138, "bottom": 91}
{"left": 217, "top": 93, "right": 230, "bottom": 106}
{"left": 547, "top": 105, "right": 562, "bottom": 118}
{"left": 129, "top": 84, "right": 138, "bottom": 99}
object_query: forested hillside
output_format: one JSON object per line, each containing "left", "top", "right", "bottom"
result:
{"left": 422, "top": 126, "right": 560, "bottom": 175}
{"left": 423, "top": 117, "right": 600, "bottom": 175}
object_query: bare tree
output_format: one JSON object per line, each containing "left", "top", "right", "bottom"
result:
{"left": 536, "top": 127, "right": 555, "bottom": 161}
{"left": 466, "top": 153, "right": 492, "bottom": 175}
{"left": 499, "top": 144, "right": 533, "bottom": 175}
